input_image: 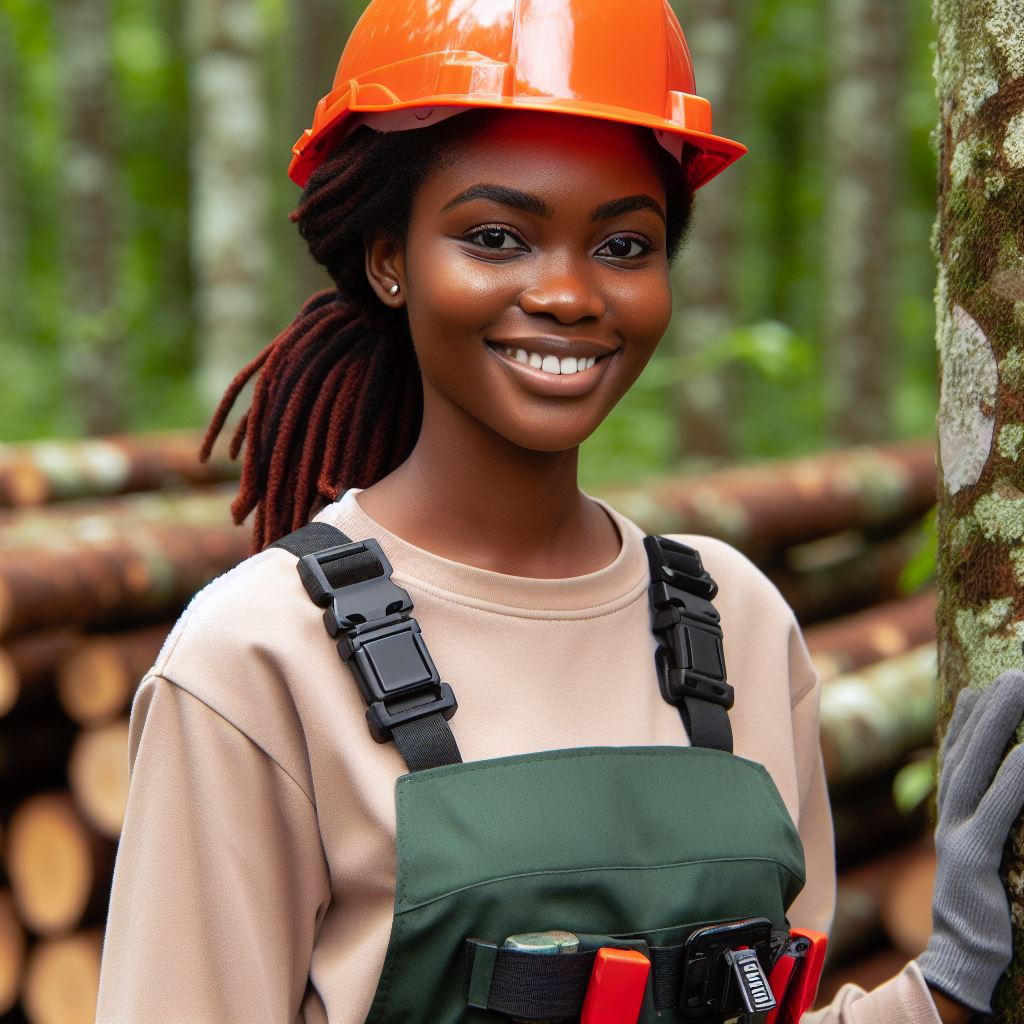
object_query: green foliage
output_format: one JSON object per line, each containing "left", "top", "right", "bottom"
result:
{"left": 2, "top": 0, "right": 942, "bottom": 462}
{"left": 899, "top": 506, "right": 939, "bottom": 594}
{"left": 893, "top": 751, "right": 937, "bottom": 814}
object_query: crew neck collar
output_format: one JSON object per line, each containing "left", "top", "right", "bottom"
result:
{"left": 313, "top": 488, "right": 650, "bottom": 615}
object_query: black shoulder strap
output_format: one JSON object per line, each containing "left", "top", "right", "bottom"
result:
{"left": 271, "top": 523, "right": 462, "bottom": 772}
{"left": 644, "top": 535, "right": 734, "bottom": 753}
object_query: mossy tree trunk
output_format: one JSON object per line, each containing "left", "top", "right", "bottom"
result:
{"left": 667, "top": 0, "right": 742, "bottom": 461}
{"left": 825, "top": 0, "right": 905, "bottom": 444}
{"left": 933, "top": 2, "right": 1024, "bottom": 1019}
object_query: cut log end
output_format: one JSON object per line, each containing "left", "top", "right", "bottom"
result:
{"left": 6, "top": 795, "right": 98, "bottom": 937}
{"left": 22, "top": 930, "right": 103, "bottom": 1024}
{"left": 68, "top": 721, "right": 130, "bottom": 840}
{"left": 57, "top": 642, "right": 128, "bottom": 728}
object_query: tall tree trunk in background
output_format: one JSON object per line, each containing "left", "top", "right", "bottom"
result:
{"left": 287, "top": 0, "right": 357, "bottom": 309}
{"left": 59, "top": 0, "right": 124, "bottom": 435}
{"left": 824, "top": 0, "right": 904, "bottom": 444}
{"left": 667, "top": 0, "right": 742, "bottom": 461}
{"left": 933, "top": 2, "right": 1024, "bottom": 1019}
{"left": 189, "top": 0, "right": 271, "bottom": 410}
{"left": 0, "top": 14, "right": 17, "bottom": 342}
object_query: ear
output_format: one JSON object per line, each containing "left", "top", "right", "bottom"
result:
{"left": 364, "top": 231, "right": 406, "bottom": 309}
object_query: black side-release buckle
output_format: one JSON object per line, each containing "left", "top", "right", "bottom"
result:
{"left": 644, "top": 536, "right": 734, "bottom": 712}
{"left": 297, "top": 539, "right": 457, "bottom": 743}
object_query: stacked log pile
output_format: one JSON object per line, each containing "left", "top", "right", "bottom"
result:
{"left": 0, "top": 433, "right": 939, "bottom": 1021}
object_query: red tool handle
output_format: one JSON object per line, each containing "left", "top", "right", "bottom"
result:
{"left": 766, "top": 928, "right": 828, "bottom": 1024}
{"left": 580, "top": 947, "right": 651, "bottom": 1024}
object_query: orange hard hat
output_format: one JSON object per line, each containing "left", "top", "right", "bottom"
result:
{"left": 289, "top": 0, "right": 746, "bottom": 191}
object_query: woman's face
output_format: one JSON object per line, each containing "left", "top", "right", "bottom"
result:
{"left": 372, "top": 110, "right": 674, "bottom": 454}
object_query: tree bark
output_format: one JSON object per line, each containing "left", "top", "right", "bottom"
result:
{"left": 933, "top": 2, "right": 1024, "bottom": 1018}
{"left": 666, "top": 0, "right": 742, "bottom": 460}
{"left": 286, "top": 0, "right": 357, "bottom": 309}
{"left": 189, "top": 0, "right": 272, "bottom": 409}
{"left": 58, "top": 0, "right": 125, "bottom": 435}
{"left": 824, "top": 0, "right": 905, "bottom": 443}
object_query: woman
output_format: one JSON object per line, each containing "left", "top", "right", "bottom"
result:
{"left": 97, "top": 1, "right": 1024, "bottom": 1022}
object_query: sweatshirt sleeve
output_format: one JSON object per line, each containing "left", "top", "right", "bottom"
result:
{"left": 785, "top": 649, "right": 942, "bottom": 1024}
{"left": 96, "top": 675, "right": 331, "bottom": 1024}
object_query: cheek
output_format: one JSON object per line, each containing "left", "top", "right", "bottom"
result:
{"left": 609, "top": 267, "right": 674, "bottom": 354}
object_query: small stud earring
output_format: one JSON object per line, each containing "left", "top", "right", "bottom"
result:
{"left": 388, "top": 283, "right": 400, "bottom": 296}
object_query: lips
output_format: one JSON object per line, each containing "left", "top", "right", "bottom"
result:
{"left": 485, "top": 337, "right": 619, "bottom": 397}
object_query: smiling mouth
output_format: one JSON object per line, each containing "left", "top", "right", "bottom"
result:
{"left": 488, "top": 344, "right": 612, "bottom": 376}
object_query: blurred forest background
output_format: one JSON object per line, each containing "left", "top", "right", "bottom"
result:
{"left": 0, "top": 0, "right": 940, "bottom": 484}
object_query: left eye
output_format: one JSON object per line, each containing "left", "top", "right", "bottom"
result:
{"left": 597, "top": 237, "right": 649, "bottom": 258}
{"left": 467, "top": 228, "right": 524, "bottom": 250}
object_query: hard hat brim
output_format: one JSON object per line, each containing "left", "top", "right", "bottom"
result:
{"left": 289, "top": 96, "right": 746, "bottom": 192}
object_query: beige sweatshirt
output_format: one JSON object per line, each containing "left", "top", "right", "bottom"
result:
{"left": 97, "top": 490, "right": 941, "bottom": 1024}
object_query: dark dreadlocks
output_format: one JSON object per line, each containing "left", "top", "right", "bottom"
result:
{"left": 200, "top": 112, "right": 696, "bottom": 552}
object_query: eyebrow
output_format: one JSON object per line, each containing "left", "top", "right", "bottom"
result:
{"left": 441, "top": 185, "right": 666, "bottom": 224}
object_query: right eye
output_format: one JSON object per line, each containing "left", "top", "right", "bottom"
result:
{"left": 465, "top": 227, "right": 527, "bottom": 251}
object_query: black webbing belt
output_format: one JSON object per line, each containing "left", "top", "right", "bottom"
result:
{"left": 272, "top": 526, "right": 733, "bottom": 769}
{"left": 466, "top": 937, "right": 755, "bottom": 1017}
{"left": 271, "top": 523, "right": 462, "bottom": 772}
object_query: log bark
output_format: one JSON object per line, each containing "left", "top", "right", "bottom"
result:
{"left": 5, "top": 794, "right": 115, "bottom": 938}
{"left": 598, "top": 439, "right": 936, "bottom": 556}
{"left": 819, "top": 644, "right": 937, "bottom": 793}
{"left": 0, "top": 889, "right": 26, "bottom": 1016}
{"left": 0, "top": 484, "right": 239, "bottom": 546}
{"left": 824, "top": 0, "right": 905, "bottom": 442}
{"left": 57, "top": 625, "right": 168, "bottom": 727}
{"left": 933, "top": 2, "right": 1024, "bottom": 1017}
{"left": 667, "top": 0, "right": 742, "bottom": 459}
{"left": 803, "top": 589, "right": 937, "bottom": 682}
{"left": 22, "top": 929, "right": 103, "bottom": 1024}
{"left": 68, "top": 720, "right": 129, "bottom": 840}
{"left": 766, "top": 527, "right": 924, "bottom": 625}
{"left": 0, "top": 519, "right": 249, "bottom": 638}
{"left": 0, "top": 432, "right": 240, "bottom": 508}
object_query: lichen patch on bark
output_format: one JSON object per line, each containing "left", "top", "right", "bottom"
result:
{"left": 987, "top": 1, "right": 1024, "bottom": 80}
{"left": 974, "top": 482, "right": 1024, "bottom": 541}
{"left": 1005, "top": 111, "right": 1024, "bottom": 167}
{"left": 999, "top": 424, "right": 1024, "bottom": 460}
{"left": 938, "top": 305, "right": 999, "bottom": 494}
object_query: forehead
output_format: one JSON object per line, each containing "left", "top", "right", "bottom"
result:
{"left": 419, "top": 110, "right": 668, "bottom": 206}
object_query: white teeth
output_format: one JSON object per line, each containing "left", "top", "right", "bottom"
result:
{"left": 499, "top": 346, "right": 602, "bottom": 375}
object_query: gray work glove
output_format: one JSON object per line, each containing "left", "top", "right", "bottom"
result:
{"left": 916, "top": 668, "right": 1024, "bottom": 1016}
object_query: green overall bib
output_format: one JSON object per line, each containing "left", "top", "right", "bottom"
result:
{"left": 271, "top": 527, "right": 807, "bottom": 1023}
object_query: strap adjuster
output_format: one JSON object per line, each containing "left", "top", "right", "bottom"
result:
{"left": 644, "top": 536, "right": 735, "bottom": 716}
{"left": 297, "top": 539, "right": 457, "bottom": 744}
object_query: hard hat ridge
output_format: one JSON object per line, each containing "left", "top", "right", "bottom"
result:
{"left": 289, "top": 0, "right": 746, "bottom": 190}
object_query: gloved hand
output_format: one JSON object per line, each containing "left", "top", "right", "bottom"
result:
{"left": 916, "top": 668, "right": 1024, "bottom": 1016}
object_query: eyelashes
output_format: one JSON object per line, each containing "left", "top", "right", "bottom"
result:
{"left": 461, "top": 224, "right": 655, "bottom": 259}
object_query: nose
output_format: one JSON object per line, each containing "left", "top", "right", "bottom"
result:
{"left": 516, "top": 262, "right": 607, "bottom": 324}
